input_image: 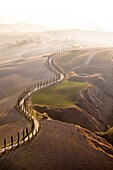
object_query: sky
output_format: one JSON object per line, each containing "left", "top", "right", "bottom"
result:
{"left": 0, "top": 0, "right": 113, "bottom": 31}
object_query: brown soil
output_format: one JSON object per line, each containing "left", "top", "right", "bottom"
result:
{"left": 0, "top": 56, "right": 54, "bottom": 146}
{"left": 34, "top": 105, "right": 104, "bottom": 131}
{"left": 0, "top": 120, "right": 113, "bottom": 170}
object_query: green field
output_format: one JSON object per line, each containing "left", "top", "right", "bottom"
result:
{"left": 32, "top": 79, "right": 87, "bottom": 107}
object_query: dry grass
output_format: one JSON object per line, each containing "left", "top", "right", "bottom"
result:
{"left": 54, "top": 48, "right": 113, "bottom": 75}
{"left": 77, "top": 125, "right": 113, "bottom": 158}
{"left": 96, "top": 127, "right": 113, "bottom": 145}
{"left": 54, "top": 49, "right": 95, "bottom": 73}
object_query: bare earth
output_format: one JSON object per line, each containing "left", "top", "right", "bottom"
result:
{"left": 0, "top": 120, "right": 113, "bottom": 170}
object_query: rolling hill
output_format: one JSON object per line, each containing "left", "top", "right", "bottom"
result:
{"left": 0, "top": 120, "right": 113, "bottom": 170}
{"left": 1, "top": 31, "right": 113, "bottom": 169}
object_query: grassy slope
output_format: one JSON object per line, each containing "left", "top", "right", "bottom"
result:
{"left": 54, "top": 48, "right": 112, "bottom": 75}
{"left": 32, "top": 79, "right": 87, "bottom": 107}
{"left": 54, "top": 49, "right": 95, "bottom": 73}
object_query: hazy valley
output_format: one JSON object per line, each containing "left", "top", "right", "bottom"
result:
{"left": 1, "top": 25, "right": 113, "bottom": 170}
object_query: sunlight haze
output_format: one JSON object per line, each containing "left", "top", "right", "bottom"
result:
{"left": 0, "top": 0, "right": 113, "bottom": 31}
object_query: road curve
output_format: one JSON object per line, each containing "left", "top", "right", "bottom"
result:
{"left": 0, "top": 53, "right": 64, "bottom": 155}
{"left": 76, "top": 51, "right": 99, "bottom": 69}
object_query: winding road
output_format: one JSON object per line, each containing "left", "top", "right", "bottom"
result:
{"left": 0, "top": 53, "right": 64, "bottom": 155}
{"left": 0, "top": 48, "right": 99, "bottom": 155}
